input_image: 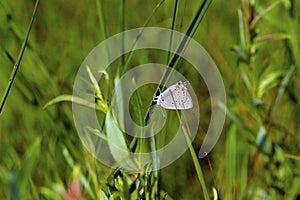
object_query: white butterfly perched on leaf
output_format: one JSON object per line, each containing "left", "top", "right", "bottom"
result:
{"left": 153, "top": 81, "right": 193, "bottom": 110}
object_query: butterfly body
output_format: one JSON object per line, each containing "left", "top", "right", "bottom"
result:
{"left": 154, "top": 81, "right": 193, "bottom": 110}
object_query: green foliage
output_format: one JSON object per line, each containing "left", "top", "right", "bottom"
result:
{"left": 1, "top": 0, "right": 299, "bottom": 199}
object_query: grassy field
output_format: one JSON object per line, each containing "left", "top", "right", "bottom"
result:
{"left": 1, "top": 0, "right": 300, "bottom": 199}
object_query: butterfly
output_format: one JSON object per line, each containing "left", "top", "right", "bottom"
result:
{"left": 153, "top": 81, "right": 193, "bottom": 110}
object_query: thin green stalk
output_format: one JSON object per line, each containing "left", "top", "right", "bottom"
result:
{"left": 151, "top": 131, "right": 159, "bottom": 199}
{"left": 121, "top": 0, "right": 125, "bottom": 67}
{"left": 249, "top": 0, "right": 282, "bottom": 30}
{"left": 95, "top": 0, "right": 112, "bottom": 82}
{"left": 171, "top": 90, "right": 210, "bottom": 199}
{"left": 174, "top": 108, "right": 210, "bottom": 200}
{"left": 145, "top": 0, "right": 213, "bottom": 123}
{"left": 120, "top": 0, "right": 166, "bottom": 75}
{"left": 270, "top": 65, "right": 296, "bottom": 118}
{"left": 187, "top": 134, "right": 211, "bottom": 200}
{"left": 166, "top": 0, "right": 179, "bottom": 64}
{"left": 96, "top": 0, "right": 107, "bottom": 41}
{"left": 0, "top": 0, "right": 40, "bottom": 113}
{"left": 160, "top": 0, "right": 213, "bottom": 87}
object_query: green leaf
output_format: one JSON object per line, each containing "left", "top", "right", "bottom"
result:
{"left": 86, "top": 65, "right": 107, "bottom": 103}
{"left": 271, "top": 65, "right": 296, "bottom": 117}
{"left": 241, "top": 69, "right": 252, "bottom": 91}
{"left": 237, "top": 8, "right": 247, "bottom": 49}
{"left": 226, "top": 124, "right": 237, "bottom": 178}
{"left": 17, "top": 138, "right": 41, "bottom": 200}
{"left": 62, "top": 145, "right": 75, "bottom": 168}
{"left": 256, "top": 33, "right": 291, "bottom": 43}
{"left": 100, "top": 190, "right": 109, "bottom": 200}
{"left": 231, "top": 45, "right": 250, "bottom": 62}
{"left": 257, "top": 70, "right": 285, "bottom": 98}
{"left": 249, "top": 0, "right": 282, "bottom": 30}
{"left": 40, "top": 187, "right": 62, "bottom": 199}
{"left": 80, "top": 174, "right": 96, "bottom": 199}
{"left": 105, "top": 110, "right": 136, "bottom": 170}
{"left": 113, "top": 76, "right": 125, "bottom": 127}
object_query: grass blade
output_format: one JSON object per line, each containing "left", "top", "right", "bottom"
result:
{"left": 160, "top": 0, "right": 212, "bottom": 86}
{"left": 271, "top": 65, "right": 296, "bottom": 118}
{"left": 43, "top": 94, "right": 108, "bottom": 113}
{"left": 17, "top": 138, "right": 41, "bottom": 200}
{"left": 0, "top": 0, "right": 40, "bottom": 113}
{"left": 224, "top": 124, "right": 237, "bottom": 199}
{"left": 257, "top": 70, "right": 286, "bottom": 98}
{"left": 121, "top": 0, "right": 166, "bottom": 75}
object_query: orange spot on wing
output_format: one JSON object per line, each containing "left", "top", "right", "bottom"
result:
{"left": 181, "top": 87, "right": 186, "bottom": 96}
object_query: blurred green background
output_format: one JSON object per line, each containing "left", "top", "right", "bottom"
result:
{"left": 1, "top": 0, "right": 299, "bottom": 199}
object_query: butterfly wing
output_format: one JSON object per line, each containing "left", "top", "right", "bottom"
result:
{"left": 157, "top": 89, "right": 174, "bottom": 109}
{"left": 181, "top": 90, "right": 193, "bottom": 109}
{"left": 159, "top": 82, "right": 193, "bottom": 110}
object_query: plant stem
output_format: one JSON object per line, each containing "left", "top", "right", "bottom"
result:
{"left": 0, "top": 0, "right": 40, "bottom": 113}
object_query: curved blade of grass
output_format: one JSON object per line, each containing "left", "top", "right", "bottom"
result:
{"left": 43, "top": 94, "right": 108, "bottom": 113}
{"left": 62, "top": 145, "right": 75, "bottom": 168}
{"left": 86, "top": 65, "right": 106, "bottom": 102}
{"left": 257, "top": 70, "right": 286, "bottom": 98}
{"left": 256, "top": 33, "right": 291, "bottom": 43}
{"left": 0, "top": 0, "right": 40, "bottom": 113}
{"left": 249, "top": 0, "right": 283, "bottom": 30}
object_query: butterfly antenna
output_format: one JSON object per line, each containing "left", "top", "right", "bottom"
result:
{"left": 153, "top": 86, "right": 163, "bottom": 103}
